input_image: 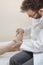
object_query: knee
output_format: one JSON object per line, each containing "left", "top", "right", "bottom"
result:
{"left": 9, "top": 56, "right": 15, "bottom": 65}
{"left": 9, "top": 56, "right": 19, "bottom": 65}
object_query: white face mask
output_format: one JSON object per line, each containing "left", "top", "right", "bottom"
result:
{"left": 29, "top": 17, "right": 40, "bottom": 22}
{"left": 29, "top": 16, "right": 43, "bottom": 26}
{"left": 33, "top": 16, "right": 43, "bottom": 24}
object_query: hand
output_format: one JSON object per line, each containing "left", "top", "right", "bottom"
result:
{"left": 16, "top": 28, "right": 24, "bottom": 35}
{"left": 16, "top": 28, "right": 24, "bottom": 41}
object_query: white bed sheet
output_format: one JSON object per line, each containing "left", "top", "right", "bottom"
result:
{"left": 0, "top": 52, "right": 20, "bottom": 65}
{"left": 0, "top": 41, "right": 20, "bottom": 65}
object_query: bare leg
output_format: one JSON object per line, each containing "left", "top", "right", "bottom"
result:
{"left": 0, "top": 40, "right": 22, "bottom": 55}
{"left": 0, "top": 29, "right": 24, "bottom": 55}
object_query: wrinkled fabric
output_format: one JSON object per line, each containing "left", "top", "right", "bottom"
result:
{"left": 20, "top": 16, "right": 43, "bottom": 53}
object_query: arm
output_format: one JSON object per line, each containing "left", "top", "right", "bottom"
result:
{"left": 23, "top": 27, "right": 31, "bottom": 36}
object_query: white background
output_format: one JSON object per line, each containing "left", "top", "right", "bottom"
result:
{"left": 0, "top": 0, "right": 31, "bottom": 41}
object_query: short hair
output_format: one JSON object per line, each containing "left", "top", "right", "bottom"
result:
{"left": 21, "top": 0, "right": 43, "bottom": 12}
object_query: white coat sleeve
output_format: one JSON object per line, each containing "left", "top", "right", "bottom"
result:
{"left": 37, "top": 29, "right": 43, "bottom": 51}
{"left": 22, "top": 26, "right": 31, "bottom": 36}
{"left": 31, "top": 20, "right": 43, "bottom": 53}
{"left": 33, "top": 29, "right": 43, "bottom": 53}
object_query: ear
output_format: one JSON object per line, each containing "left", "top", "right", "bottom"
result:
{"left": 38, "top": 8, "right": 43, "bottom": 15}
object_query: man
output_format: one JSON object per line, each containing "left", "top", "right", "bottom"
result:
{"left": 9, "top": 0, "right": 43, "bottom": 65}
{"left": 0, "top": 0, "right": 43, "bottom": 65}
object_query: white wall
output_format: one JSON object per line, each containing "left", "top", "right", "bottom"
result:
{"left": 0, "top": 0, "right": 31, "bottom": 41}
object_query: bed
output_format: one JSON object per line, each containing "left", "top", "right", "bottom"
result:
{"left": 0, "top": 41, "right": 20, "bottom": 65}
{"left": 0, "top": 41, "right": 43, "bottom": 65}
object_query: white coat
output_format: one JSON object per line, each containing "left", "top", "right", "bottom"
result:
{"left": 20, "top": 16, "right": 43, "bottom": 65}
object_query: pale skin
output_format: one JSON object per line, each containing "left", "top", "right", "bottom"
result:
{"left": 0, "top": 28, "right": 24, "bottom": 55}
{"left": 0, "top": 8, "right": 43, "bottom": 55}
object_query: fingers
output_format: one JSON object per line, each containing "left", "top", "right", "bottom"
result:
{"left": 16, "top": 29, "right": 19, "bottom": 34}
{"left": 15, "top": 28, "right": 24, "bottom": 41}
{"left": 16, "top": 28, "right": 24, "bottom": 35}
